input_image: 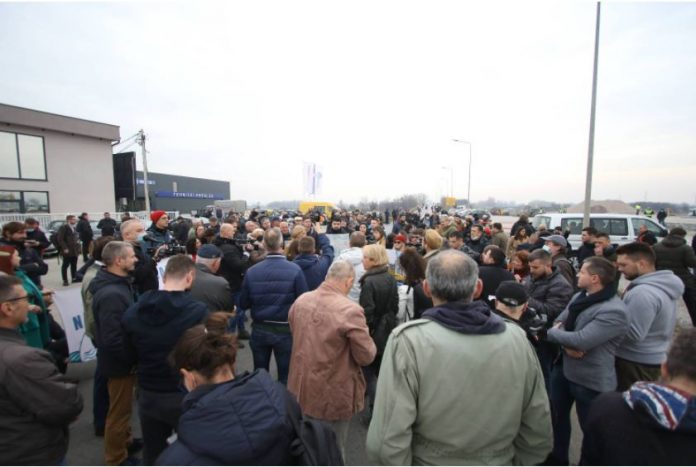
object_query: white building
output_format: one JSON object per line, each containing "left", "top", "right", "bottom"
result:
{"left": 0, "top": 103, "right": 120, "bottom": 214}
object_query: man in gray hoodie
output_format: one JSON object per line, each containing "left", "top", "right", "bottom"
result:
{"left": 615, "top": 242, "right": 685, "bottom": 391}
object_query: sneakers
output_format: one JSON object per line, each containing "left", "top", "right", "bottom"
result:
{"left": 237, "top": 330, "right": 250, "bottom": 340}
{"left": 62, "top": 281, "right": 69, "bottom": 287}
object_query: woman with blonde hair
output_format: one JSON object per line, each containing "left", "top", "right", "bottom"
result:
{"left": 284, "top": 225, "right": 307, "bottom": 261}
{"left": 359, "top": 244, "right": 398, "bottom": 422}
{"left": 423, "top": 229, "right": 443, "bottom": 264}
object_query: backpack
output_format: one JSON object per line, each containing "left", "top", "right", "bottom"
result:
{"left": 284, "top": 391, "right": 344, "bottom": 466}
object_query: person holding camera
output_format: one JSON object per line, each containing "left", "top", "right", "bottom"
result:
{"left": 493, "top": 281, "right": 546, "bottom": 346}
{"left": 214, "top": 223, "right": 251, "bottom": 339}
{"left": 144, "top": 211, "right": 171, "bottom": 251}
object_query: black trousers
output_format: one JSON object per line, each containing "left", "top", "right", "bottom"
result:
{"left": 81, "top": 239, "right": 92, "bottom": 263}
{"left": 138, "top": 389, "right": 183, "bottom": 465}
{"left": 61, "top": 255, "right": 78, "bottom": 282}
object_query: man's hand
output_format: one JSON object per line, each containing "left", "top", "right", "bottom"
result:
{"left": 564, "top": 347, "right": 585, "bottom": 359}
{"left": 514, "top": 274, "right": 523, "bottom": 283}
{"left": 28, "top": 304, "right": 42, "bottom": 314}
{"left": 552, "top": 321, "right": 564, "bottom": 330}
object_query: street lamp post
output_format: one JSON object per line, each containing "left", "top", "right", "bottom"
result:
{"left": 452, "top": 139, "right": 472, "bottom": 209}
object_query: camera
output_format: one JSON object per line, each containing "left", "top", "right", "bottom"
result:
{"left": 148, "top": 240, "right": 187, "bottom": 260}
{"left": 520, "top": 308, "right": 548, "bottom": 345}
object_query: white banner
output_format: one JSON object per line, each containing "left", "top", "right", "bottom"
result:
{"left": 52, "top": 288, "right": 97, "bottom": 363}
{"left": 302, "top": 162, "right": 323, "bottom": 197}
{"left": 157, "top": 256, "right": 171, "bottom": 290}
{"left": 326, "top": 234, "right": 350, "bottom": 257}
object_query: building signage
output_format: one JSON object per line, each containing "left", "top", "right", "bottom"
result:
{"left": 155, "top": 191, "right": 225, "bottom": 200}
{"left": 136, "top": 179, "right": 157, "bottom": 185}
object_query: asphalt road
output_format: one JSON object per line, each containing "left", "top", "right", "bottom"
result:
{"left": 40, "top": 241, "right": 692, "bottom": 465}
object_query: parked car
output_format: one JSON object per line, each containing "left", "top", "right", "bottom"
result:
{"left": 531, "top": 213, "right": 668, "bottom": 250}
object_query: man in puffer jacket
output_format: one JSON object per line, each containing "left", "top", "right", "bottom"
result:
{"left": 653, "top": 227, "right": 696, "bottom": 326}
{"left": 239, "top": 228, "right": 308, "bottom": 385}
{"left": 293, "top": 233, "right": 334, "bottom": 291}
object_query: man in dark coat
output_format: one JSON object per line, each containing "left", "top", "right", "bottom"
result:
{"left": 576, "top": 227, "right": 598, "bottom": 266}
{"left": 580, "top": 328, "right": 696, "bottom": 466}
{"left": 97, "top": 212, "right": 118, "bottom": 237}
{"left": 0, "top": 275, "right": 83, "bottom": 465}
{"left": 653, "top": 227, "right": 696, "bottom": 325}
{"left": 293, "top": 234, "right": 335, "bottom": 291}
{"left": 214, "top": 222, "right": 250, "bottom": 338}
{"left": 24, "top": 217, "right": 51, "bottom": 254}
{"left": 465, "top": 224, "right": 490, "bottom": 260}
{"left": 189, "top": 245, "right": 235, "bottom": 313}
{"left": 90, "top": 241, "right": 139, "bottom": 466}
{"left": 1, "top": 221, "right": 48, "bottom": 288}
{"left": 478, "top": 245, "right": 515, "bottom": 309}
{"left": 57, "top": 215, "right": 80, "bottom": 286}
{"left": 76, "top": 212, "right": 94, "bottom": 263}
{"left": 123, "top": 255, "right": 208, "bottom": 465}
{"left": 120, "top": 219, "right": 159, "bottom": 295}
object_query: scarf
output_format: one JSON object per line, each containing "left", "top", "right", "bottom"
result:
{"left": 565, "top": 283, "right": 616, "bottom": 331}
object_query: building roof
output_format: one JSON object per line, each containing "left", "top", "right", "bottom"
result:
{"left": 0, "top": 103, "right": 120, "bottom": 141}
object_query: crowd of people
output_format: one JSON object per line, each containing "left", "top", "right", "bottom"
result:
{"left": 0, "top": 205, "right": 695, "bottom": 465}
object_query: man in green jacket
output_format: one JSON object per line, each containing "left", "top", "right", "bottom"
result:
{"left": 366, "top": 250, "right": 552, "bottom": 465}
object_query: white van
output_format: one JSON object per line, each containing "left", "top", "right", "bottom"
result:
{"left": 531, "top": 213, "right": 668, "bottom": 250}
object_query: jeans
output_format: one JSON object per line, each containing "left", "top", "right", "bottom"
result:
{"left": 61, "top": 255, "right": 78, "bottom": 283}
{"left": 93, "top": 363, "right": 110, "bottom": 432}
{"left": 138, "top": 389, "right": 184, "bottom": 465}
{"left": 250, "top": 325, "right": 292, "bottom": 385}
{"left": 549, "top": 364, "right": 600, "bottom": 465}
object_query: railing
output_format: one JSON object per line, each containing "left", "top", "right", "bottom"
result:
{"left": 0, "top": 211, "right": 169, "bottom": 229}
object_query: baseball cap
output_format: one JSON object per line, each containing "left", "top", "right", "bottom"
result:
{"left": 544, "top": 234, "right": 568, "bottom": 248}
{"left": 197, "top": 244, "right": 222, "bottom": 259}
{"left": 495, "top": 281, "right": 529, "bottom": 307}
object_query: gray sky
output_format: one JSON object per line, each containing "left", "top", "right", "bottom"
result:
{"left": 1, "top": 1, "right": 695, "bottom": 205}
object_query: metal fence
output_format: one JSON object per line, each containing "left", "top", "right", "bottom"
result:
{"left": 0, "top": 212, "right": 158, "bottom": 230}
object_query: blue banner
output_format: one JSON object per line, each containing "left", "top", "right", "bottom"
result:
{"left": 155, "top": 191, "right": 225, "bottom": 200}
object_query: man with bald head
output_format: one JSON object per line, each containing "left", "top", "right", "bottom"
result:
{"left": 120, "top": 219, "right": 158, "bottom": 294}
{"left": 214, "top": 222, "right": 250, "bottom": 338}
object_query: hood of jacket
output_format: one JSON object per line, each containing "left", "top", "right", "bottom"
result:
{"left": 293, "top": 253, "right": 319, "bottom": 271}
{"left": 624, "top": 382, "right": 696, "bottom": 434}
{"left": 175, "top": 370, "right": 291, "bottom": 464}
{"left": 422, "top": 300, "right": 506, "bottom": 335}
{"left": 132, "top": 289, "right": 200, "bottom": 326}
{"left": 360, "top": 265, "right": 389, "bottom": 285}
{"left": 88, "top": 268, "right": 132, "bottom": 296}
{"left": 660, "top": 234, "right": 687, "bottom": 249}
{"left": 629, "top": 270, "right": 685, "bottom": 301}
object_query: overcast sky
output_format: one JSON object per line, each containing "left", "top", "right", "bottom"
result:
{"left": 1, "top": 1, "right": 695, "bottom": 206}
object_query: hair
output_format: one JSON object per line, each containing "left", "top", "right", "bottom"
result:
{"left": 92, "top": 236, "right": 115, "bottom": 262}
{"left": 426, "top": 250, "right": 479, "bottom": 303}
{"left": 448, "top": 230, "right": 464, "bottom": 240}
{"left": 291, "top": 225, "right": 306, "bottom": 240}
{"left": 471, "top": 224, "right": 483, "bottom": 234}
{"left": 164, "top": 254, "right": 196, "bottom": 280}
{"left": 513, "top": 227, "right": 528, "bottom": 241}
{"left": 2, "top": 221, "right": 26, "bottom": 239}
{"left": 492, "top": 222, "right": 502, "bottom": 231}
{"left": 185, "top": 238, "right": 199, "bottom": 256}
{"left": 518, "top": 214, "right": 529, "bottom": 223}
{"left": 373, "top": 225, "right": 386, "bottom": 241}
{"left": 595, "top": 232, "right": 610, "bottom": 241}
{"left": 362, "top": 244, "right": 389, "bottom": 267}
{"left": 512, "top": 250, "right": 530, "bottom": 274}
{"left": 263, "top": 227, "right": 283, "bottom": 251}
{"left": 528, "top": 249, "right": 552, "bottom": 264}
{"left": 582, "top": 256, "right": 617, "bottom": 287}
{"left": 665, "top": 328, "right": 696, "bottom": 382}
{"left": 170, "top": 323, "right": 238, "bottom": 380}
{"left": 220, "top": 223, "right": 235, "bottom": 237}
{"left": 483, "top": 245, "right": 506, "bottom": 267}
{"left": 0, "top": 274, "right": 23, "bottom": 303}
{"left": 669, "top": 227, "right": 687, "bottom": 237}
{"left": 349, "top": 231, "right": 366, "bottom": 248}
{"left": 326, "top": 260, "right": 355, "bottom": 281}
{"left": 66, "top": 214, "right": 76, "bottom": 221}
{"left": 298, "top": 236, "right": 315, "bottom": 255}
{"left": 24, "top": 217, "right": 38, "bottom": 226}
{"left": 616, "top": 242, "right": 656, "bottom": 265}
{"left": 101, "top": 241, "right": 133, "bottom": 267}
{"left": 204, "top": 311, "right": 235, "bottom": 335}
{"left": 582, "top": 226, "right": 598, "bottom": 236}
{"left": 424, "top": 229, "right": 443, "bottom": 251}
{"left": 119, "top": 219, "right": 141, "bottom": 237}
{"left": 398, "top": 247, "right": 426, "bottom": 286}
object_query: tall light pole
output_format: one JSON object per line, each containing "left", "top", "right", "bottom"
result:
{"left": 138, "top": 129, "right": 151, "bottom": 213}
{"left": 452, "top": 139, "right": 472, "bottom": 209}
{"left": 583, "top": 2, "right": 601, "bottom": 227}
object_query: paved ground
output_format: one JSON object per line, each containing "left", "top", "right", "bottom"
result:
{"left": 41, "top": 239, "right": 692, "bottom": 465}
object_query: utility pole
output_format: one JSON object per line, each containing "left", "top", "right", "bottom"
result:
{"left": 138, "top": 129, "right": 151, "bottom": 213}
{"left": 583, "top": 2, "right": 601, "bottom": 227}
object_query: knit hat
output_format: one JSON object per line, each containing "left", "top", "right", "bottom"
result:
{"left": 394, "top": 234, "right": 407, "bottom": 243}
{"left": 495, "top": 281, "right": 529, "bottom": 307}
{"left": 150, "top": 210, "right": 167, "bottom": 223}
{"left": 197, "top": 244, "right": 222, "bottom": 259}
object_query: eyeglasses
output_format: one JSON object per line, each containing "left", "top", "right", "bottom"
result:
{"left": 4, "top": 294, "right": 29, "bottom": 304}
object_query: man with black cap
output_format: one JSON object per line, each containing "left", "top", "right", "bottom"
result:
{"left": 493, "top": 280, "right": 546, "bottom": 346}
{"left": 544, "top": 234, "right": 576, "bottom": 288}
{"left": 189, "top": 244, "right": 235, "bottom": 313}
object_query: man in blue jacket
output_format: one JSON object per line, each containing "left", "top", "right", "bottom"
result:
{"left": 293, "top": 234, "right": 334, "bottom": 291}
{"left": 123, "top": 254, "right": 208, "bottom": 465}
{"left": 240, "top": 228, "right": 308, "bottom": 385}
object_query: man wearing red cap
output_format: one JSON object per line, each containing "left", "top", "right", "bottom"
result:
{"left": 144, "top": 211, "right": 171, "bottom": 254}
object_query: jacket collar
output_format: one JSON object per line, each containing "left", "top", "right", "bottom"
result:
{"left": 422, "top": 300, "right": 506, "bottom": 335}
{"left": 0, "top": 327, "right": 26, "bottom": 343}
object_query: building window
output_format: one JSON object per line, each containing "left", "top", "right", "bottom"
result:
{"left": 0, "top": 190, "right": 50, "bottom": 213}
{"left": 0, "top": 131, "right": 47, "bottom": 180}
